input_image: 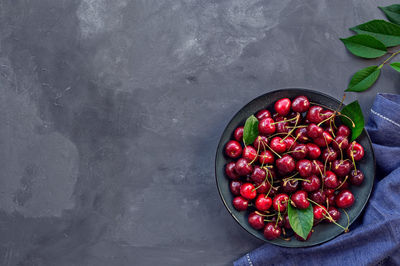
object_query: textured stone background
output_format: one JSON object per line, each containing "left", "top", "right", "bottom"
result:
{"left": 0, "top": 0, "right": 398, "bottom": 265}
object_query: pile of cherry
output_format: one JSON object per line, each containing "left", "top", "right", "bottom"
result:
{"left": 224, "top": 96, "right": 365, "bottom": 241}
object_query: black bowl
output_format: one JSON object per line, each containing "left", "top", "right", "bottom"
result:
{"left": 215, "top": 88, "right": 375, "bottom": 247}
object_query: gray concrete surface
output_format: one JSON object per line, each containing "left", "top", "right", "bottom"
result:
{"left": 0, "top": 0, "right": 398, "bottom": 265}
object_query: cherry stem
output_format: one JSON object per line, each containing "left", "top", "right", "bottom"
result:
{"left": 335, "top": 175, "right": 348, "bottom": 191}
{"left": 317, "top": 114, "right": 335, "bottom": 127}
{"left": 264, "top": 142, "right": 282, "bottom": 159}
{"left": 350, "top": 144, "right": 357, "bottom": 172}
{"left": 271, "top": 115, "right": 299, "bottom": 125}
{"left": 379, "top": 50, "right": 400, "bottom": 68}
{"left": 281, "top": 114, "right": 300, "bottom": 142}
{"left": 330, "top": 119, "right": 336, "bottom": 137}
{"left": 256, "top": 211, "right": 276, "bottom": 217}
{"left": 287, "top": 125, "right": 307, "bottom": 129}
{"left": 342, "top": 208, "right": 350, "bottom": 232}
{"left": 331, "top": 138, "right": 344, "bottom": 161}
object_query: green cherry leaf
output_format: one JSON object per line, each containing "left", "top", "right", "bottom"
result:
{"left": 340, "top": 100, "right": 365, "bottom": 141}
{"left": 346, "top": 65, "right": 381, "bottom": 92}
{"left": 350, "top": 20, "right": 400, "bottom": 47}
{"left": 390, "top": 62, "right": 400, "bottom": 72}
{"left": 340, "top": 34, "right": 387, "bottom": 59}
{"left": 243, "top": 115, "right": 259, "bottom": 145}
{"left": 379, "top": 5, "right": 400, "bottom": 26}
{"left": 288, "top": 203, "right": 313, "bottom": 240}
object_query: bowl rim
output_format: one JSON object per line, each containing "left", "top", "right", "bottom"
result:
{"left": 215, "top": 88, "right": 376, "bottom": 247}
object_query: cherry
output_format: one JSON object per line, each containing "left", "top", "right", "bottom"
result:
{"left": 292, "top": 96, "right": 310, "bottom": 113}
{"left": 274, "top": 98, "right": 291, "bottom": 116}
{"left": 324, "top": 188, "right": 335, "bottom": 196}
{"left": 323, "top": 171, "right": 339, "bottom": 189}
{"left": 296, "top": 159, "right": 312, "bottom": 177}
{"left": 254, "top": 135, "right": 268, "bottom": 150}
{"left": 336, "top": 125, "right": 350, "bottom": 137}
{"left": 270, "top": 137, "right": 287, "bottom": 153}
{"left": 306, "top": 143, "right": 321, "bottom": 159}
{"left": 287, "top": 112, "right": 301, "bottom": 125}
{"left": 327, "top": 207, "right": 341, "bottom": 223}
{"left": 292, "top": 143, "right": 308, "bottom": 160}
{"left": 255, "top": 194, "right": 272, "bottom": 211}
{"left": 276, "top": 155, "right": 295, "bottom": 175}
{"left": 243, "top": 146, "right": 257, "bottom": 162}
{"left": 230, "top": 180, "right": 242, "bottom": 195}
{"left": 306, "top": 106, "right": 324, "bottom": 123}
{"left": 271, "top": 216, "right": 285, "bottom": 227}
{"left": 256, "top": 109, "right": 271, "bottom": 120}
{"left": 295, "top": 127, "right": 310, "bottom": 143}
{"left": 295, "top": 231, "right": 312, "bottom": 241}
{"left": 225, "top": 162, "right": 240, "bottom": 180}
{"left": 255, "top": 180, "right": 271, "bottom": 194}
{"left": 263, "top": 222, "right": 281, "bottom": 240}
{"left": 250, "top": 166, "right": 266, "bottom": 183}
{"left": 283, "top": 214, "right": 291, "bottom": 229}
{"left": 233, "top": 196, "right": 249, "bottom": 211}
{"left": 248, "top": 212, "right": 265, "bottom": 230}
{"left": 347, "top": 142, "right": 365, "bottom": 161}
{"left": 322, "top": 147, "right": 338, "bottom": 162}
{"left": 320, "top": 109, "right": 335, "bottom": 126}
{"left": 282, "top": 179, "right": 299, "bottom": 193}
{"left": 335, "top": 189, "right": 355, "bottom": 208}
{"left": 240, "top": 183, "right": 257, "bottom": 200}
{"left": 225, "top": 140, "right": 242, "bottom": 158}
{"left": 310, "top": 190, "right": 326, "bottom": 205}
{"left": 350, "top": 169, "right": 364, "bottom": 186}
{"left": 273, "top": 193, "right": 289, "bottom": 212}
{"left": 332, "top": 160, "right": 351, "bottom": 178}
{"left": 259, "top": 118, "right": 276, "bottom": 135}
{"left": 235, "top": 158, "right": 253, "bottom": 176}
{"left": 327, "top": 194, "right": 336, "bottom": 207}
{"left": 302, "top": 175, "right": 321, "bottom": 192}
{"left": 283, "top": 136, "right": 296, "bottom": 150}
{"left": 307, "top": 123, "right": 323, "bottom": 138}
{"left": 234, "top": 126, "right": 244, "bottom": 142}
{"left": 268, "top": 186, "right": 279, "bottom": 198}
{"left": 311, "top": 160, "right": 324, "bottom": 175}
{"left": 275, "top": 117, "right": 290, "bottom": 133}
{"left": 313, "top": 205, "right": 328, "bottom": 220}
{"left": 291, "top": 190, "right": 309, "bottom": 209}
{"left": 314, "top": 131, "right": 333, "bottom": 147}
{"left": 332, "top": 135, "right": 349, "bottom": 151}
{"left": 338, "top": 178, "right": 350, "bottom": 190}
{"left": 325, "top": 126, "right": 335, "bottom": 137}
{"left": 259, "top": 150, "right": 275, "bottom": 164}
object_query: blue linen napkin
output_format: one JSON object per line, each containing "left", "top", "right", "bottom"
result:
{"left": 234, "top": 93, "right": 400, "bottom": 266}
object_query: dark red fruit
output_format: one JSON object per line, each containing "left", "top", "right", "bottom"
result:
{"left": 255, "top": 194, "right": 272, "bottom": 211}
{"left": 347, "top": 142, "right": 365, "bottom": 161}
{"left": 230, "top": 180, "right": 242, "bottom": 195}
{"left": 314, "top": 131, "right": 333, "bottom": 147}
{"left": 327, "top": 194, "right": 335, "bottom": 206}
{"left": 338, "top": 178, "right": 350, "bottom": 190}
{"left": 256, "top": 109, "right": 271, "bottom": 120}
{"left": 295, "top": 127, "right": 310, "bottom": 143}
{"left": 259, "top": 118, "right": 276, "bottom": 135}
{"left": 311, "top": 160, "right": 324, "bottom": 175}
{"left": 332, "top": 160, "right": 351, "bottom": 178}
{"left": 327, "top": 207, "right": 341, "bottom": 223}
{"left": 336, "top": 125, "right": 350, "bottom": 137}
{"left": 225, "top": 140, "right": 242, "bottom": 158}
{"left": 233, "top": 196, "right": 249, "bottom": 211}
{"left": 270, "top": 137, "right": 287, "bottom": 154}
{"left": 282, "top": 179, "right": 299, "bottom": 193}
{"left": 240, "top": 183, "right": 257, "bottom": 200}
{"left": 307, "top": 143, "right": 321, "bottom": 159}
{"left": 292, "top": 143, "right": 308, "bottom": 160}
{"left": 274, "top": 98, "right": 291, "bottom": 116}
{"left": 235, "top": 158, "right": 253, "bottom": 176}
{"left": 307, "top": 123, "right": 323, "bottom": 138}
{"left": 250, "top": 166, "right": 266, "bottom": 183}
{"left": 271, "top": 216, "right": 285, "bottom": 227}
{"left": 273, "top": 193, "right": 289, "bottom": 212}
{"left": 259, "top": 150, "right": 274, "bottom": 164}
{"left": 335, "top": 189, "right": 355, "bottom": 208}
{"left": 276, "top": 155, "right": 296, "bottom": 175}
{"left": 225, "top": 162, "right": 239, "bottom": 180}
{"left": 248, "top": 212, "right": 265, "bottom": 230}
{"left": 350, "top": 169, "right": 364, "bottom": 186}
{"left": 255, "top": 181, "right": 271, "bottom": 194}
{"left": 275, "top": 117, "right": 290, "bottom": 133}
{"left": 287, "top": 112, "right": 301, "bottom": 125}
{"left": 254, "top": 135, "right": 268, "bottom": 150}
{"left": 320, "top": 109, "right": 335, "bottom": 125}
{"left": 302, "top": 175, "right": 321, "bottom": 192}
{"left": 263, "top": 223, "right": 281, "bottom": 240}
{"left": 243, "top": 146, "right": 257, "bottom": 162}
{"left": 306, "top": 106, "right": 324, "bottom": 123}
{"left": 292, "top": 96, "right": 310, "bottom": 113}
{"left": 296, "top": 159, "right": 312, "bottom": 177}
{"left": 291, "top": 190, "right": 309, "bottom": 209}
{"left": 234, "top": 126, "right": 244, "bottom": 142}
{"left": 322, "top": 147, "right": 338, "bottom": 162}
{"left": 323, "top": 171, "right": 339, "bottom": 189}
{"left": 283, "top": 136, "right": 296, "bottom": 150}
{"left": 313, "top": 205, "right": 328, "bottom": 220}
{"left": 332, "top": 135, "right": 349, "bottom": 151}
{"left": 283, "top": 214, "right": 291, "bottom": 229}
{"left": 310, "top": 190, "right": 326, "bottom": 205}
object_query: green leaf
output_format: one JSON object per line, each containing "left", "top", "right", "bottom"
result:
{"left": 340, "top": 34, "right": 387, "bottom": 59}
{"left": 350, "top": 19, "right": 400, "bottom": 47}
{"left": 346, "top": 65, "right": 381, "bottom": 92}
{"left": 288, "top": 204, "right": 313, "bottom": 240}
{"left": 390, "top": 62, "right": 400, "bottom": 72}
{"left": 379, "top": 5, "right": 400, "bottom": 26}
{"left": 243, "top": 115, "right": 259, "bottom": 145}
{"left": 340, "top": 101, "right": 365, "bottom": 141}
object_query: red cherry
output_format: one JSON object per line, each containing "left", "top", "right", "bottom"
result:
{"left": 301, "top": 175, "right": 321, "bottom": 192}
{"left": 335, "top": 189, "right": 355, "bottom": 208}
{"left": 295, "top": 127, "right": 310, "bottom": 143}
{"left": 251, "top": 166, "right": 267, "bottom": 183}
{"left": 336, "top": 125, "right": 351, "bottom": 137}
{"left": 332, "top": 135, "right": 349, "bottom": 151}
{"left": 292, "top": 96, "right": 310, "bottom": 113}
{"left": 255, "top": 194, "right": 272, "bottom": 211}
{"left": 240, "top": 183, "right": 257, "bottom": 200}
{"left": 263, "top": 222, "right": 281, "bottom": 240}
{"left": 275, "top": 117, "right": 290, "bottom": 133}
{"left": 327, "top": 207, "right": 341, "bottom": 223}
{"left": 243, "top": 146, "right": 257, "bottom": 162}
{"left": 313, "top": 205, "right": 328, "bottom": 220}
{"left": 229, "top": 180, "right": 242, "bottom": 195}
{"left": 259, "top": 118, "right": 276, "bottom": 135}
{"left": 235, "top": 158, "right": 253, "bottom": 176}
{"left": 291, "top": 190, "right": 310, "bottom": 209}
{"left": 254, "top": 135, "right": 268, "bottom": 150}
{"left": 323, "top": 171, "right": 339, "bottom": 189}
{"left": 282, "top": 179, "right": 299, "bottom": 193}
{"left": 255, "top": 180, "right": 271, "bottom": 194}
{"left": 259, "top": 150, "right": 274, "bottom": 164}
{"left": 225, "top": 162, "right": 240, "bottom": 180}
{"left": 321, "top": 147, "right": 338, "bottom": 162}
{"left": 273, "top": 193, "right": 289, "bottom": 212}
{"left": 350, "top": 169, "right": 364, "bottom": 186}
{"left": 274, "top": 98, "right": 291, "bottom": 116}
{"left": 248, "top": 212, "right": 265, "bottom": 230}
{"left": 225, "top": 140, "right": 242, "bottom": 158}
{"left": 310, "top": 190, "right": 326, "bottom": 205}
{"left": 332, "top": 160, "right": 351, "bottom": 178}
{"left": 306, "top": 143, "right": 321, "bottom": 159}
{"left": 276, "top": 155, "right": 295, "bottom": 175}
{"left": 256, "top": 109, "right": 271, "bottom": 120}
{"left": 307, "top": 123, "right": 323, "bottom": 138}
{"left": 283, "top": 136, "right": 296, "bottom": 150}
{"left": 311, "top": 160, "right": 324, "bottom": 176}
{"left": 296, "top": 159, "right": 312, "bottom": 177}
{"left": 233, "top": 196, "right": 249, "bottom": 211}
{"left": 306, "top": 106, "right": 324, "bottom": 123}
{"left": 347, "top": 141, "right": 365, "bottom": 161}
{"left": 292, "top": 143, "right": 308, "bottom": 160}
{"left": 234, "top": 126, "right": 244, "bottom": 142}
{"left": 283, "top": 214, "right": 291, "bottom": 229}
{"left": 314, "top": 131, "right": 333, "bottom": 147}
{"left": 270, "top": 137, "right": 287, "bottom": 153}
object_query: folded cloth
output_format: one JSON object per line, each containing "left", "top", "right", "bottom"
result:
{"left": 234, "top": 93, "right": 400, "bottom": 266}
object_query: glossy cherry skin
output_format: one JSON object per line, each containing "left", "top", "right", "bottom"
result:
{"left": 263, "top": 222, "right": 281, "bottom": 240}
{"left": 255, "top": 195, "right": 272, "bottom": 211}
{"left": 323, "top": 171, "right": 339, "bottom": 189}
{"left": 259, "top": 118, "right": 276, "bottom": 135}
{"left": 302, "top": 175, "right": 321, "bottom": 192}
{"left": 250, "top": 166, "right": 266, "bottom": 183}
{"left": 270, "top": 137, "right": 287, "bottom": 154}
{"left": 234, "top": 126, "right": 244, "bottom": 142}
{"left": 314, "top": 131, "right": 333, "bottom": 147}
{"left": 274, "top": 98, "right": 292, "bottom": 116}
{"left": 271, "top": 216, "right": 285, "bottom": 227}
{"left": 255, "top": 181, "right": 271, "bottom": 194}
{"left": 306, "top": 106, "right": 324, "bottom": 123}
{"left": 229, "top": 180, "right": 242, "bottom": 195}
{"left": 347, "top": 142, "right": 365, "bottom": 161}
{"left": 291, "top": 190, "right": 310, "bottom": 209}
{"left": 335, "top": 189, "right": 355, "bottom": 208}
{"left": 282, "top": 179, "right": 299, "bottom": 193}
{"left": 225, "top": 140, "right": 242, "bottom": 158}
{"left": 259, "top": 150, "right": 275, "bottom": 165}
{"left": 275, "top": 117, "right": 290, "bottom": 133}
{"left": 276, "top": 155, "right": 296, "bottom": 175}
{"left": 253, "top": 135, "right": 268, "bottom": 150}
{"left": 248, "top": 212, "right": 265, "bottom": 230}
{"left": 350, "top": 169, "right": 365, "bottom": 186}
{"left": 256, "top": 109, "right": 271, "bottom": 120}
{"left": 310, "top": 190, "right": 326, "bottom": 205}
{"left": 283, "top": 214, "right": 291, "bottom": 229}
{"left": 233, "top": 196, "right": 249, "bottom": 211}
{"left": 292, "top": 96, "right": 310, "bottom": 113}
{"left": 243, "top": 146, "right": 257, "bottom": 162}
{"left": 332, "top": 160, "right": 351, "bottom": 178}
{"left": 295, "top": 127, "right": 310, "bottom": 143}
{"left": 332, "top": 135, "right": 349, "bottom": 151}
{"left": 292, "top": 143, "right": 308, "bottom": 160}
{"left": 287, "top": 112, "right": 301, "bottom": 125}
{"left": 327, "top": 206, "right": 341, "bottom": 223}
{"left": 338, "top": 178, "right": 350, "bottom": 190}
{"left": 307, "top": 123, "right": 323, "bottom": 138}
{"left": 307, "top": 143, "right": 321, "bottom": 159}
{"left": 273, "top": 193, "right": 289, "bottom": 212}
{"left": 327, "top": 194, "right": 336, "bottom": 207}
{"left": 235, "top": 158, "right": 253, "bottom": 176}
{"left": 320, "top": 109, "right": 335, "bottom": 126}
{"left": 311, "top": 160, "right": 324, "bottom": 176}
{"left": 313, "top": 205, "right": 328, "bottom": 220}
{"left": 225, "top": 162, "right": 240, "bottom": 180}
{"left": 283, "top": 136, "right": 296, "bottom": 150}
{"left": 240, "top": 183, "right": 257, "bottom": 200}
{"left": 296, "top": 159, "right": 312, "bottom": 177}
{"left": 336, "top": 125, "right": 351, "bottom": 137}
{"left": 322, "top": 147, "right": 338, "bottom": 162}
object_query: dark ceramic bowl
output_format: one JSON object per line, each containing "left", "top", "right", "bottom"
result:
{"left": 215, "top": 88, "right": 375, "bottom": 247}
